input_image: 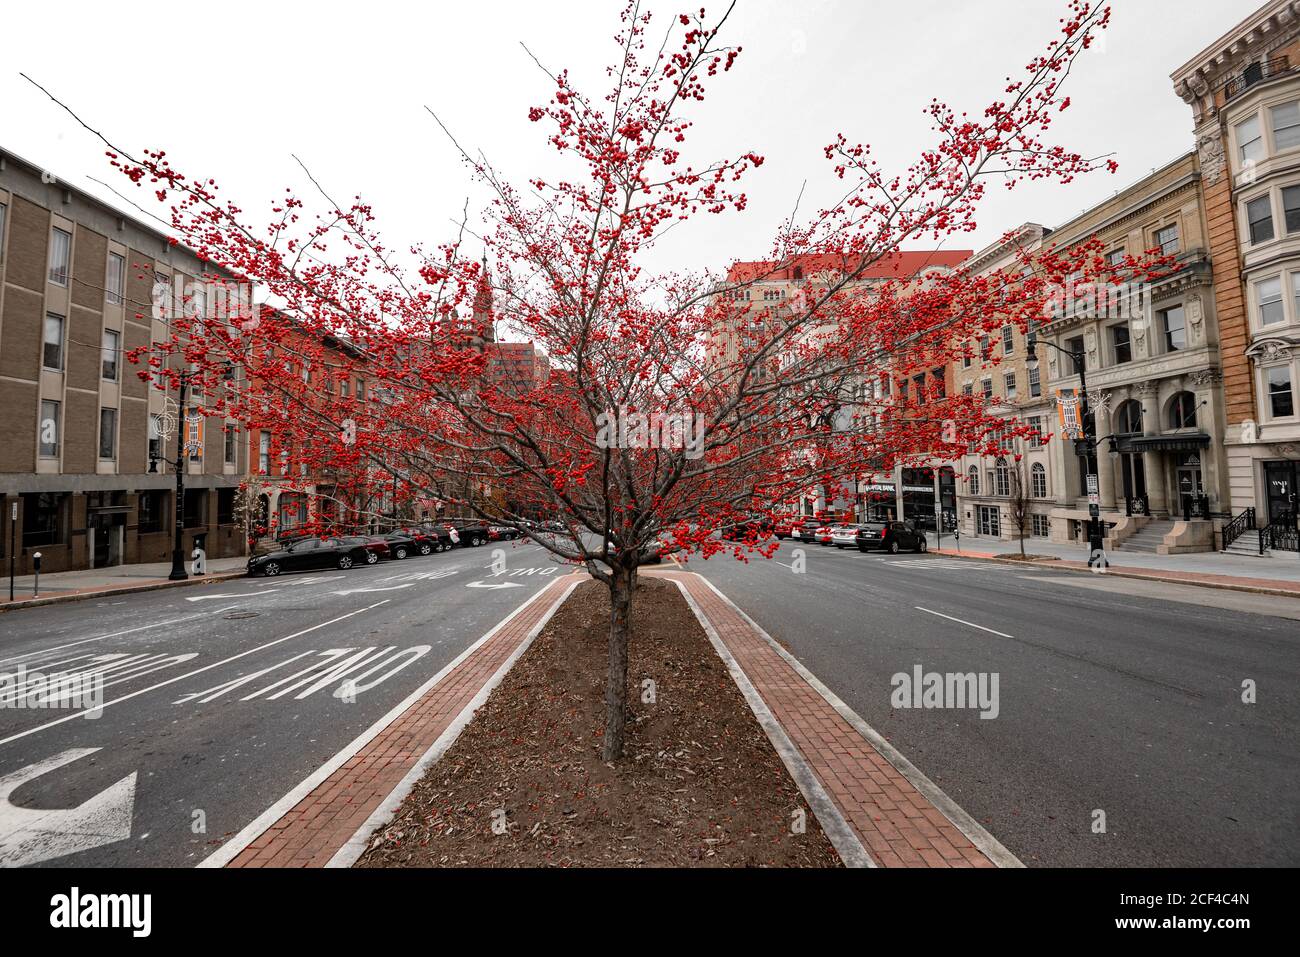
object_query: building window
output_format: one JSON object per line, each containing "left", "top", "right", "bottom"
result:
{"left": 1028, "top": 416, "right": 1044, "bottom": 448}
{"left": 967, "top": 466, "right": 980, "bottom": 496}
{"left": 1155, "top": 224, "right": 1180, "bottom": 256}
{"left": 1272, "top": 100, "right": 1300, "bottom": 151}
{"left": 1001, "top": 325, "right": 1014, "bottom": 354}
{"left": 979, "top": 336, "right": 991, "bottom": 360}
{"left": 224, "top": 425, "right": 237, "bottom": 465}
{"left": 1004, "top": 372, "right": 1017, "bottom": 400}
{"left": 1028, "top": 364, "right": 1041, "bottom": 398}
{"left": 183, "top": 489, "right": 208, "bottom": 529}
{"left": 977, "top": 504, "right": 1000, "bottom": 536}
{"left": 98, "top": 407, "right": 117, "bottom": 460}
{"left": 1116, "top": 399, "right": 1143, "bottom": 435}
{"left": 217, "top": 488, "right": 236, "bottom": 525}
{"left": 22, "top": 492, "right": 67, "bottom": 548}
{"left": 1267, "top": 365, "right": 1295, "bottom": 418}
{"left": 356, "top": 379, "right": 365, "bottom": 401}
{"left": 994, "top": 458, "right": 1011, "bottom": 496}
{"left": 38, "top": 400, "right": 61, "bottom": 458}
{"left": 962, "top": 352, "right": 972, "bottom": 369}
{"left": 102, "top": 328, "right": 120, "bottom": 381}
{"left": 1257, "top": 276, "right": 1284, "bottom": 326}
{"left": 0, "top": 204, "right": 6, "bottom": 263}
{"left": 1285, "top": 185, "right": 1300, "bottom": 234}
{"left": 980, "top": 378, "right": 992, "bottom": 399}
{"left": 1111, "top": 323, "right": 1132, "bottom": 364}
{"left": 1031, "top": 463, "right": 1047, "bottom": 498}
{"left": 1169, "top": 391, "right": 1198, "bottom": 430}
{"left": 1247, "top": 195, "right": 1275, "bottom": 244}
{"left": 341, "top": 379, "right": 350, "bottom": 399}
{"left": 1160, "top": 306, "right": 1186, "bottom": 352}
{"left": 962, "top": 382, "right": 973, "bottom": 396}
{"left": 1031, "top": 513, "right": 1050, "bottom": 537}
{"left": 106, "top": 253, "right": 125, "bottom": 305}
{"left": 913, "top": 374, "right": 926, "bottom": 404}
{"left": 138, "top": 490, "right": 166, "bottom": 534}
{"left": 258, "top": 431, "right": 271, "bottom": 474}
{"left": 931, "top": 368, "right": 945, "bottom": 398}
{"left": 43, "top": 314, "right": 65, "bottom": 370}
{"left": 1105, "top": 248, "right": 1125, "bottom": 267}
{"left": 49, "top": 228, "right": 71, "bottom": 286}
{"left": 1237, "top": 115, "right": 1264, "bottom": 164}
{"left": 1064, "top": 335, "right": 1085, "bottom": 370}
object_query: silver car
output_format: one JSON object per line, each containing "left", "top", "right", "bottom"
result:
{"left": 830, "top": 524, "right": 862, "bottom": 548}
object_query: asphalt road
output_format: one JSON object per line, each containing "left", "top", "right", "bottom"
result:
{"left": 679, "top": 541, "right": 1300, "bottom": 867}
{"left": 0, "top": 541, "right": 568, "bottom": 867}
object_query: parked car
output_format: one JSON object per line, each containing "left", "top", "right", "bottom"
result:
{"left": 440, "top": 521, "right": 490, "bottom": 547}
{"left": 789, "top": 519, "right": 822, "bottom": 542}
{"left": 247, "top": 536, "right": 371, "bottom": 576}
{"left": 488, "top": 525, "right": 522, "bottom": 541}
{"left": 400, "top": 527, "right": 454, "bottom": 554}
{"left": 337, "top": 535, "right": 392, "bottom": 563}
{"left": 830, "top": 524, "right": 863, "bottom": 548}
{"left": 813, "top": 524, "right": 836, "bottom": 546}
{"left": 377, "top": 531, "right": 420, "bottom": 559}
{"left": 856, "top": 521, "right": 927, "bottom": 554}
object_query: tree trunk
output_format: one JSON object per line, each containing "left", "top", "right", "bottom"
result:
{"left": 602, "top": 563, "right": 635, "bottom": 761}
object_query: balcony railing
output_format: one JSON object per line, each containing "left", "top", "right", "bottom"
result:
{"left": 1223, "top": 57, "right": 1292, "bottom": 102}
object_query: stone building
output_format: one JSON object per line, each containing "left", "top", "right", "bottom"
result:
{"left": 1173, "top": 0, "right": 1300, "bottom": 549}
{"left": 1037, "top": 152, "right": 1227, "bottom": 553}
{"left": 0, "top": 147, "right": 246, "bottom": 574}
{"left": 950, "top": 223, "right": 1061, "bottom": 544}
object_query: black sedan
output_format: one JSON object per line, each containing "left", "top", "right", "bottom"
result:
{"left": 247, "top": 537, "right": 372, "bottom": 576}
{"left": 855, "top": 521, "right": 927, "bottom": 554}
{"left": 400, "top": 527, "right": 455, "bottom": 554}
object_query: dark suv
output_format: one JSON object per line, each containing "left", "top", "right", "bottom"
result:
{"left": 856, "top": 520, "right": 927, "bottom": 554}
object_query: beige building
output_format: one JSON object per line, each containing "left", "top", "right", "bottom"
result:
{"left": 0, "top": 147, "right": 246, "bottom": 574}
{"left": 1173, "top": 0, "right": 1300, "bottom": 552}
{"left": 1035, "top": 152, "right": 1227, "bottom": 553}
{"left": 950, "top": 223, "right": 1060, "bottom": 543}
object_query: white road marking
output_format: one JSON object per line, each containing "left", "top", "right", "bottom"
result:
{"left": 0, "top": 748, "right": 136, "bottom": 867}
{"left": 465, "top": 580, "right": 524, "bottom": 589}
{"left": 914, "top": 606, "right": 1014, "bottom": 638}
{"left": 0, "top": 601, "right": 392, "bottom": 748}
{"left": 186, "top": 589, "right": 283, "bottom": 602}
{"left": 331, "top": 584, "right": 414, "bottom": 596}
{"left": 0, "top": 615, "right": 208, "bottom": 667}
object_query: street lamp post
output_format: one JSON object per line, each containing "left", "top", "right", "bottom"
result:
{"left": 1026, "top": 331, "right": 1106, "bottom": 559}
{"left": 149, "top": 371, "right": 189, "bottom": 581}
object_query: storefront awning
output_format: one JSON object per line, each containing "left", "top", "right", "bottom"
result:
{"left": 1115, "top": 433, "right": 1211, "bottom": 454}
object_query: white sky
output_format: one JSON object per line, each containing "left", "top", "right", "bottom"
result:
{"left": 2, "top": 0, "right": 1259, "bottom": 285}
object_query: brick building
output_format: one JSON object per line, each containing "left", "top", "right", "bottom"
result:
{"left": 0, "top": 147, "right": 246, "bottom": 575}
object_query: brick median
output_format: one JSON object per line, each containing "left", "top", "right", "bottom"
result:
{"left": 656, "top": 570, "right": 999, "bottom": 868}
{"left": 224, "top": 575, "right": 578, "bottom": 868}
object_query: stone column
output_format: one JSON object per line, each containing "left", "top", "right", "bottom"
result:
{"left": 1137, "top": 383, "right": 1166, "bottom": 516}
{"left": 1093, "top": 395, "right": 1117, "bottom": 510}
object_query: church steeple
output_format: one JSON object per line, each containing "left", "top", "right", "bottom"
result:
{"left": 472, "top": 254, "right": 496, "bottom": 344}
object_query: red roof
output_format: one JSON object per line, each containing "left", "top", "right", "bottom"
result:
{"left": 725, "top": 250, "right": 971, "bottom": 284}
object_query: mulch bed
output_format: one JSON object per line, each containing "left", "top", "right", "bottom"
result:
{"left": 355, "top": 577, "right": 841, "bottom": 867}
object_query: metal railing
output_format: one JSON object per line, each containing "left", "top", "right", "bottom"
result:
{"left": 1222, "top": 507, "right": 1256, "bottom": 551}
{"left": 1261, "top": 510, "right": 1298, "bottom": 554}
{"left": 1224, "top": 57, "right": 1292, "bottom": 101}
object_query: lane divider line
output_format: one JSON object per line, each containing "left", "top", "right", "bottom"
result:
{"left": 915, "top": 606, "right": 1015, "bottom": 638}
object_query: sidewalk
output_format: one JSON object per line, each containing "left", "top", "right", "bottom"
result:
{"left": 0, "top": 556, "right": 248, "bottom": 611}
{"left": 925, "top": 532, "right": 1300, "bottom": 595}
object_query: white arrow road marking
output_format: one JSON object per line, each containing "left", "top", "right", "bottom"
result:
{"left": 186, "top": 589, "right": 283, "bottom": 602}
{"left": 466, "top": 580, "right": 525, "bottom": 589}
{"left": 0, "top": 600, "right": 392, "bottom": 749}
{"left": 0, "top": 749, "right": 136, "bottom": 867}
{"left": 331, "top": 583, "right": 414, "bottom": 596}
{"left": 0, "top": 615, "right": 207, "bottom": 668}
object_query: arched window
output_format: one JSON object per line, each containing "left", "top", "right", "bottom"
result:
{"left": 1116, "top": 399, "right": 1143, "bottom": 435}
{"left": 1031, "top": 462, "right": 1047, "bottom": 497}
{"left": 968, "top": 465, "right": 980, "bottom": 496}
{"left": 1169, "top": 391, "right": 1197, "bottom": 430}
{"left": 994, "top": 457, "right": 1011, "bottom": 496}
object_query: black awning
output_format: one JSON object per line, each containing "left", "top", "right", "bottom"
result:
{"left": 1116, "top": 433, "right": 1211, "bottom": 454}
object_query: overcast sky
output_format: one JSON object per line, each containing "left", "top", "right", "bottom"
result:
{"left": 3, "top": 0, "right": 1259, "bottom": 284}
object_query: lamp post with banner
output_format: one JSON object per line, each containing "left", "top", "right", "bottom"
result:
{"left": 148, "top": 370, "right": 194, "bottom": 581}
